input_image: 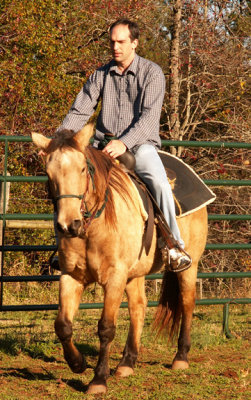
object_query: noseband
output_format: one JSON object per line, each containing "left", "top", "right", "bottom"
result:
{"left": 56, "top": 194, "right": 84, "bottom": 201}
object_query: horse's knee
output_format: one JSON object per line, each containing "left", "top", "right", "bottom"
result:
{"left": 55, "top": 317, "right": 72, "bottom": 342}
{"left": 98, "top": 319, "right": 116, "bottom": 344}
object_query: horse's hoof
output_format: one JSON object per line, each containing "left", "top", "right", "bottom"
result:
{"left": 116, "top": 366, "right": 134, "bottom": 378}
{"left": 172, "top": 360, "right": 189, "bottom": 370}
{"left": 70, "top": 361, "right": 86, "bottom": 374}
{"left": 86, "top": 384, "right": 107, "bottom": 394}
{"left": 65, "top": 353, "right": 87, "bottom": 373}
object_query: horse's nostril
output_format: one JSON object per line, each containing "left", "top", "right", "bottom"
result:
{"left": 56, "top": 222, "right": 65, "bottom": 233}
{"left": 68, "top": 219, "right": 81, "bottom": 236}
{"left": 72, "top": 220, "right": 81, "bottom": 229}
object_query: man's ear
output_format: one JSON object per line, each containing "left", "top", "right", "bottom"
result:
{"left": 132, "top": 39, "right": 138, "bottom": 49}
{"left": 31, "top": 132, "right": 51, "bottom": 152}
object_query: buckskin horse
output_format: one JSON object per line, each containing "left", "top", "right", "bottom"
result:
{"left": 32, "top": 123, "right": 208, "bottom": 394}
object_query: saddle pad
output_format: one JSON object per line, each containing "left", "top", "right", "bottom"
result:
{"left": 158, "top": 150, "right": 216, "bottom": 217}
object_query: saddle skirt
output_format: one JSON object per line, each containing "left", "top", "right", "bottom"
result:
{"left": 158, "top": 150, "right": 216, "bottom": 217}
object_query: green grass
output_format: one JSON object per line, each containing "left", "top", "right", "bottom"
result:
{"left": 0, "top": 305, "right": 250, "bottom": 399}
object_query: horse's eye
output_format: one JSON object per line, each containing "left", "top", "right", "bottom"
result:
{"left": 81, "top": 167, "right": 86, "bottom": 174}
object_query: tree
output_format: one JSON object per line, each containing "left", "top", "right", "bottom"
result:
{"left": 168, "top": 0, "right": 182, "bottom": 145}
{"left": 0, "top": 0, "right": 160, "bottom": 136}
{"left": 160, "top": 0, "right": 250, "bottom": 148}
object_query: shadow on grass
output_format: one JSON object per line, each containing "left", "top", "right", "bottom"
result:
{"left": 0, "top": 367, "right": 56, "bottom": 381}
{"left": 0, "top": 336, "right": 25, "bottom": 356}
{"left": 136, "top": 358, "right": 172, "bottom": 369}
{"left": 0, "top": 333, "right": 98, "bottom": 363}
{"left": 0, "top": 335, "right": 57, "bottom": 362}
{"left": 163, "top": 363, "right": 173, "bottom": 369}
{"left": 0, "top": 323, "right": 37, "bottom": 331}
{"left": 0, "top": 367, "right": 89, "bottom": 393}
{"left": 76, "top": 342, "right": 99, "bottom": 357}
{"left": 25, "top": 347, "right": 58, "bottom": 363}
{"left": 64, "top": 378, "right": 89, "bottom": 393}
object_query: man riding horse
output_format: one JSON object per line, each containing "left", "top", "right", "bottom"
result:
{"left": 54, "top": 18, "right": 191, "bottom": 271}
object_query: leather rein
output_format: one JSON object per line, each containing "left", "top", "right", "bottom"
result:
{"left": 55, "top": 158, "right": 109, "bottom": 232}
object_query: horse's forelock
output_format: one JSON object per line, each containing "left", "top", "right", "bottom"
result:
{"left": 48, "top": 130, "right": 81, "bottom": 152}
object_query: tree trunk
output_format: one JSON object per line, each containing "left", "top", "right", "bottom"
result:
{"left": 169, "top": 0, "right": 182, "bottom": 155}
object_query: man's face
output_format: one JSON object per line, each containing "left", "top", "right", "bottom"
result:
{"left": 110, "top": 24, "right": 138, "bottom": 65}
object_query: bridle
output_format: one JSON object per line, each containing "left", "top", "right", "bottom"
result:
{"left": 55, "top": 158, "right": 95, "bottom": 202}
{"left": 56, "top": 194, "right": 84, "bottom": 201}
{"left": 54, "top": 158, "right": 109, "bottom": 232}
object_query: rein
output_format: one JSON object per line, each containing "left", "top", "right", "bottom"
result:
{"left": 80, "top": 188, "right": 109, "bottom": 232}
{"left": 81, "top": 189, "right": 109, "bottom": 219}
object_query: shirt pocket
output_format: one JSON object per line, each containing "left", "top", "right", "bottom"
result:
{"left": 125, "top": 75, "right": 138, "bottom": 101}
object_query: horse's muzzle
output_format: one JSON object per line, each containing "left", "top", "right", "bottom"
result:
{"left": 57, "top": 219, "right": 82, "bottom": 237}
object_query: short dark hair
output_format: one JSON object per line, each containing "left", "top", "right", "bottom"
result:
{"left": 109, "top": 19, "right": 139, "bottom": 41}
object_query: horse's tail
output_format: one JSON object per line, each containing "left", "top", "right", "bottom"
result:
{"left": 153, "top": 270, "right": 181, "bottom": 340}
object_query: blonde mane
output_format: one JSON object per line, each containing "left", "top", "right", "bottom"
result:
{"left": 85, "top": 146, "right": 133, "bottom": 228}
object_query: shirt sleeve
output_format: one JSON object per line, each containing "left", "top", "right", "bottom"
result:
{"left": 56, "top": 69, "right": 103, "bottom": 133}
{"left": 119, "top": 70, "right": 166, "bottom": 150}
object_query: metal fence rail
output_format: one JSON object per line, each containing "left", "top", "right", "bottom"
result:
{"left": 1, "top": 136, "right": 250, "bottom": 337}
{"left": 1, "top": 271, "right": 250, "bottom": 339}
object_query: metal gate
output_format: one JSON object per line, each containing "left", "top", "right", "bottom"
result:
{"left": 1, "top": 136, "right": 250, "bottom": 337}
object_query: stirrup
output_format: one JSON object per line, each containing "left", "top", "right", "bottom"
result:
{"left": 167, "top": 248, "right": 192, "bottom": 273}
{"left": 158, "top": 238, "right": 192, "bottom": 273}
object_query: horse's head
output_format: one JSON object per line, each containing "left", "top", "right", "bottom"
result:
{"left": 32, "top": 123, "right": 94, "bottom": 238}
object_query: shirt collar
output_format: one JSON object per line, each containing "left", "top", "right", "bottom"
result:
{"left": 110, "top": 54, "right": 139, "bottom": 76}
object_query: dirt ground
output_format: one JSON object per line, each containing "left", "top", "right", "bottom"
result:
{"left": 0, "top": 306, "right": 250, "bottom": 399}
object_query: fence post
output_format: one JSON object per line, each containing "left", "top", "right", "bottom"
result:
{"left": 0, "top": 156, "right": 10, "bottom": 295}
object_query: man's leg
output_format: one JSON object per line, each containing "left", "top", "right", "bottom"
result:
{"left": 134, "top": 144, "right": 183, "bottom": 246}
{"left": 134, "top": 144, "right": 191, "bottom": 270}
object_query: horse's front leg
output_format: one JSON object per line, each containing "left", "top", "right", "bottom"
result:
{"left": 54, "top": 273, "right": 86, "bottom": 373}
{"left": 87, "top": 278, "right": 126, "bottom": 395}
{"left": 116, "top": 276, "right": 147, "bottom": 377}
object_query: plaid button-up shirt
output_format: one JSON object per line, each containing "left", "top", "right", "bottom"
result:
{"left": 57, "top": 54, "right": 166, "bottom": 152}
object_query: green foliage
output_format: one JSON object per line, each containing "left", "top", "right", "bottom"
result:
{"left": 0, "top": 0, "right": 163, "bottom": 135}
{"left": 1, "top": 0, "right": 249, "bottom": 139}
{"left": 1, "top": 0, "right": 77, "bottom": 134}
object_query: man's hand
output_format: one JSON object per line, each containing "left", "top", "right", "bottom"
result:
{"left": 102, "top": 139, "right": 127, "bottom": 158}
{"left": 38, "top": 150, "right": 47, "bottom": 157}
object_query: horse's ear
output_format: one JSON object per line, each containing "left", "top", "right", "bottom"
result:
{"left": 32, "top": 132, "right": 52, "bottom": 151}
{"left": 74, "top": 122, "right": 94, "bottom": 150}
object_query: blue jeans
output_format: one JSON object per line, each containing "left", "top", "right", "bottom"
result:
{"left": 134, "top": 144, "right": 184, "bottom": 248}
